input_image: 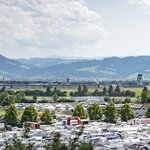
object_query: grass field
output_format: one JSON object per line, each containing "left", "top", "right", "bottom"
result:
{"left": 61, "top": 88, "right": 95, "bottom": 97}
{"left": 61, "top": 87, "right": 143, "bottom": 97}
{"left": 121, "top": 87, "right": 143, "bottom": 97}
{"left": 11, "top": 86, "right": 143, "bottom": 98}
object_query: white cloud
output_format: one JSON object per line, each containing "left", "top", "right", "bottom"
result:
{"left": 0, "top": 0, "right": 107, "bottom": 58}
{"left": 128, "top": 0, "right": 150, "bottom": 14}
{"left": 129, "top": 0, "right": 150, "bottom": 5}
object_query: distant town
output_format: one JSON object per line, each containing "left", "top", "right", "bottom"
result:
{"left": 0, "top": 73, "right": 150, "bottom": 149}
{"left": 0, "top": 74, "right": 147, "bottom": 89}
{"left": 1, "top": 0, "right": 150, "bottom": 149}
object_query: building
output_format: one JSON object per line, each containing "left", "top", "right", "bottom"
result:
{"left": 128, "top": 118, "right": 150, "bottom": 125}
{"left": 131, "top": 104, "right": 147, "bottom": 117}
{"left": 137, "top": 74, "right": 143, "bottom": 86}
{"left": 23, "top": 122, "right": 40, "bottom": 129}
{"left": 66, "top": 77, "right": 70, "bottom": 84}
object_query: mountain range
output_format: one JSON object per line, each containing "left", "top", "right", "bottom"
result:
{"left": 0, "top": 54, "right": 150, "bottom": 80}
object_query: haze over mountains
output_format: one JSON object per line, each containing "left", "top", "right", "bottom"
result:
{"left": 0, "top": 54, "right": 150, "bottom": 80}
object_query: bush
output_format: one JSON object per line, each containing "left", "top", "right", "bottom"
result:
{"left": 38, "top": 99, "right": 49, "bottom": 103}
{"left": 20, "top": 98, "right": 36, "bottom": 103}
{"left": 56, "top": 98, "right": 75, "bottom": 103}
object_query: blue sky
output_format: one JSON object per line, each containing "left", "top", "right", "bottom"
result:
{"left": 86, "top": 0, "right": 150, "bottom": 56}
{"left": 0, "top": 0, "right": 150, "bottom": 58}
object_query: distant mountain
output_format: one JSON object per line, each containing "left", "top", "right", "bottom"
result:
{"left": 18, "top": 57, "right": 86, "bottom": 68}
{"left": 1, "top": 55, "right": 150, "bottom": 80}
{"left": 0, "top": 55, "right": 29, "bottom": 79}
{"left": 18, "top": 58, "right": 65, "bottom": 68}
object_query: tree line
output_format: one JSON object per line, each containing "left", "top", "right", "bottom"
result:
{"left": 0, "top": 87, "right": 76, "bottom": 106}
{"left": 70, "top": 85, "right": 135, "bottom": 97}
{"left": 3, "top": 101, "right": 150, "bottom": 126}
{"left": 73, "top": 102, "right": 150, "bottom": 123}
{"left": 3, "top": 85, "right": 136, "bottom": 98}
{"left": 6, "top": 87, "right": 67, "bottom": 97}
{"left": 73, "top": 103, "right": 134, "bottom": 123}
{"left": 3, "top": 105, "right": 53, "bottom": 127}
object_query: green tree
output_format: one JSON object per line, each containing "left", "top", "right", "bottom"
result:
{"left": 141, "top": 87, "right": 150, "bottom": 103}
{"left": 92, "top": 89, "right": 99, "bottom": 96}
{"left": 53, "top": 88, "right": 58, "bottom": 94}
{"left": 88, "top": 103, "right": 102, "bottom": 120}
{"left": 70, "top": 91, "right": 74, "bottom": 97}
{"left": 4, "top": 105, "right": 18, "bottom": 126}
{"left": 83, "top": 85, "right": 89, "bottom": 96}
{"left": 115, "top": 85, "right": 121, "bottom": 96}
{"left": 53, "top": 93, "right": 59, "bottom": 102}
{"left": 2, "top": 95, "right": 16, "bottom": 107}
{"left": 115, "top": 85, "right": 120, "bottom": 92}
{"left": 108, "top": 85, "right": 114, "bottom": 96}
{"left": 102, "top": 87, "right": 107, "bottom": 95}
{"left": 145, "top": 105, "right": 150, "bottom": 118}
{"left": 143, "top": 86, "right": 148, "bottom": 92}
{"left": 33, "top": 95, "right": 38, "bottom": 102}
{"left": 7, "top": 95, "right": 16, "bottom": 105}
{"left": 73, "top": 104, "right": 86, "bottom": 119}
{"left": 0, "top": 92, "right": 9, "bottom": 106}
{"left": 1, "top": 95, "right": 16, "bottom": 107}
{"left": 120, "top": 104, "right": 135, "bottom": 121}
{"left": 123, "top": 98, "right": 131, "bottom": 104}
{"left": 21, "top": 106, "right": 38, "bottom": 123}
{"left": 77, "top": 85, "right": 82, "bottom": 96}
{"left": 46, "top": 87, "right": 52, "bottom": 96}
{"left": 79, "top": 142, "right": 93, "bottom": 150}
{"left": 104, "top": 97, "right": 111, "bottom": 103}
{"left": 104, "top": 102, "right": 117, "bottom": 123}
{"left": 16, "top": 91, "right": 25, "bottom": 103}
{"left": 41, "top": 109, "right": 53, "bottom": 124}
{"left": 141, "top": 91, "right": 149, "bottom": 103}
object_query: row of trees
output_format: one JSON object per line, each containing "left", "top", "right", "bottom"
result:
{"left": 70, "top": 85, "right": 89, "bottom": 96}
{"left": 6, "top": 85, "right": 135, "bottom": 98}
{"left": 103, "top": 97, "right": 132, "bottom": 104}
{"left": 0, "top": 91, "right": 74, "bottom": 106}
{"left": 6, "top": 87, "right": 67, "bottom": 97}
{"left": 73, "top": 102, "right": 136, "bottom": 123}
{"left": 4, "top": 105, "right": 53, "bottom": 126}
{"left": 70, "top": 85, "right": 135, "bottom": 97}
{"left": 0, "top": 91, "right": 39, "bottom": 106}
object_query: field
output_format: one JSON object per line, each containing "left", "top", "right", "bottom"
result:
{"left": 11, "top": 86, "right": 143, "bottom": 98}
{"left": 121, "top": 87, "right": 143, "bottom": 97}
{"left": 61, "top": 88, "right": 95, "bottom": 97}
{"left": 61, "top": 87, "right": 143, "bottom": 97}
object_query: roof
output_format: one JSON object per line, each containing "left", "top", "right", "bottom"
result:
{"left": 131, "top": 104, "right": 145, "bottom": 110}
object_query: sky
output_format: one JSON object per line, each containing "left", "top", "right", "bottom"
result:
{"left": 0, "top": 0, "right": 150, "bottom": 58}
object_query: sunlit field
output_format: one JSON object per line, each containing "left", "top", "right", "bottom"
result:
{"left": 121, "top": 87, "right": 143, "bottom": 97}
{"left": 10, "top": 86, "right": 143, "bottom": 98}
